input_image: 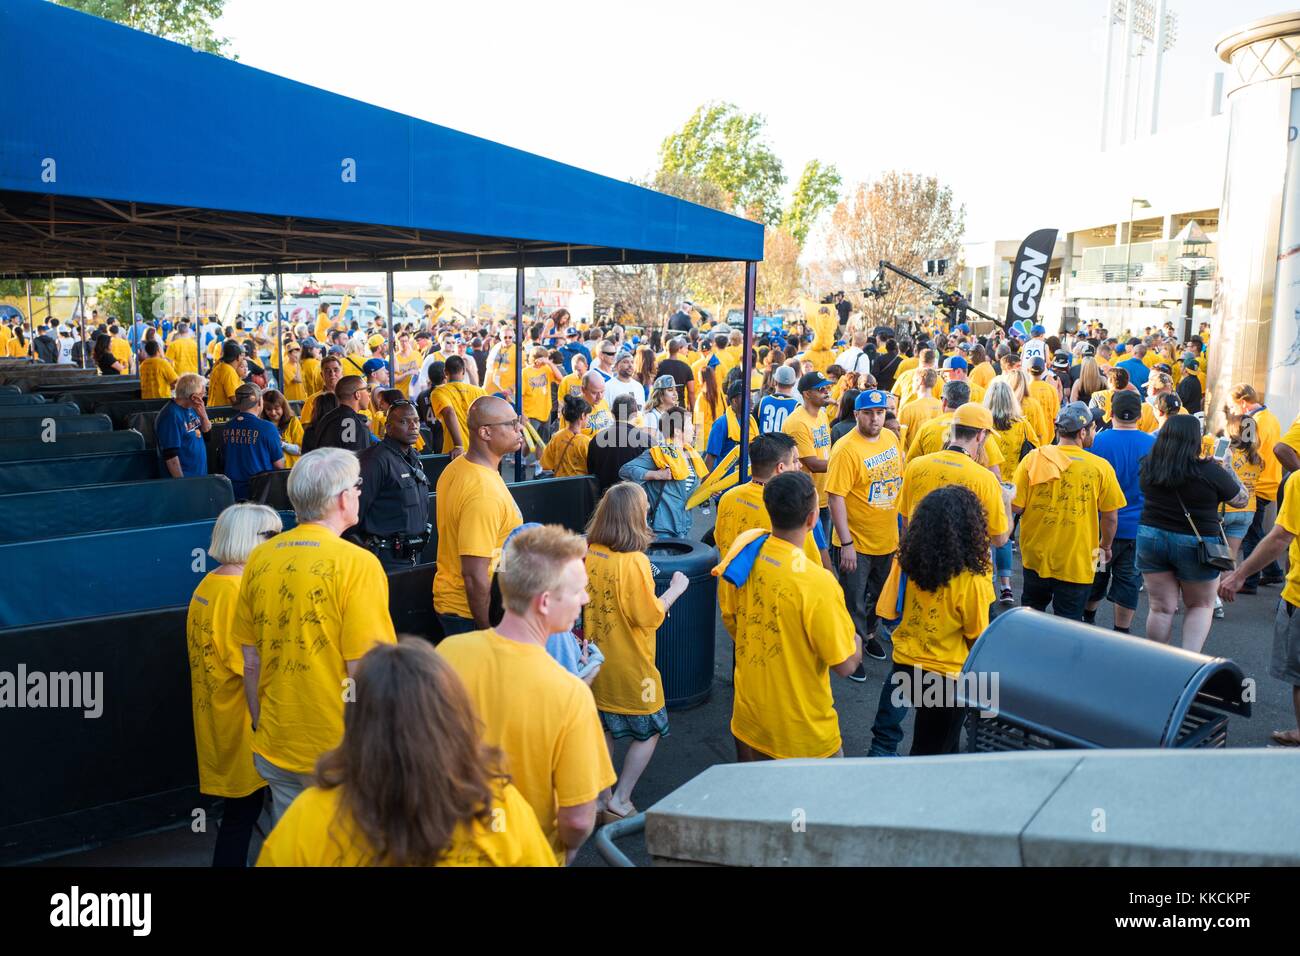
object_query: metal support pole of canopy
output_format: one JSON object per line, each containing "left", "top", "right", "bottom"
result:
{"left": 386, "top": 271, "right": 397, "bottom": 389}
{"left": 275, "top": 272, "right": 285, "bottom": 390}
{"left": 515, "top": 256, "right": 525, "bottom": 480}
{"left": 77, "top": 276, "right": 87, "bottom": 370}
{"left": 25, "top": 280, "right": 34, "bottom": 360}
{"left": 739, "top": 261, "right": 757, "bottom": 483}
{"left": 129, "top": 277, "right": 139, "bottom": 374}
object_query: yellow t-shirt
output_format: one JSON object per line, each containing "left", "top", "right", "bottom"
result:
{"left": 166, "top": 336, "right": 199, "bottom": 375}
{"left": 969, "top": 362, "right": 995, "bottom": 390}
{"left": 693, "top": 393, "right": 723, "bottom": 452}
{"left": 232, "top": 524, "right": 397, "bottom": 775}
{"left": 824, "top": 427, "right": 903, "bottom": 555}
{"left": 489, "top": 346, "right": 518, "bottom": 394}
{"left": 585, "top": 546, "right": 666, "bottom": 715}
{"left": 898, "top": 396, "right": 942, "bottom": 453}
{"left": 1252, "top": 409, "right": 1283, "bottom": 500}
{"left": 714, "top": 480, "right": 822, "bottom": 565}
{"left": 1012, "top": 445, "right": 1126, "bottom": 584}
{"left": 558, "top": 371, "right": 584, "bottom": 401}
{"left": 436, "top": 629, "right": 616, "bottom": 859}
{"left": 990, "top": 418, "right": 1041, "bottom": 478}
{"left": 256, "top": 781, "right": 556, "bottom": 867}
{"left": 314, "top": 312, "right": 333, "bottom": 343}
{"left": 1275, "top": 472, "right": 1300, "bottom": 607}
{"left": 720, "top": 535, "right": 857, "bottom": 760}
{"left": 139, "top": 355, "right": 179, "bottom": 400}
{"left": 1278, "top": 413, "right": 1300, "bottom": 463}
{"left": 891, "top": 570, "right": 995, "bottom": 677}
{"left": 300, "top": 389, "right": 331, "bottom": 425}
{"left": 1225, "top": 446, "right": 1262, "bottom": 514}
{"left": 429, "top": 381, "right": 488, "bottom": 454}
{"left": 208, "top": 361, "right": 242, "bottom": 409}
{"left": 110, "top": 336, "right": 132, "bottom": 368}
{"left": 899, "top": 449, "right": 1009, "bottom": 538}
{"left": 909, "top": 413, "right": 1005, "bottom": 470}
{"left": 301, "top": 357, "right": 324, "bottom": 398}
{"left": 281, "top": 361, "right": 307, "bottom": 402}
{"left": 1029, "top": 379, "right": 1059, "bottom": 423}
{"left": 432, "top": 456, "right": 522, "bottom": 620}
{"left": 539, "top": 429, "right": 591, "bottom": 477}
{"left": 583, "top": 398, "right": 613, "bottom": 436}
{"left": 782, "top": 403, "right": 832, "bottom": 508}
{"left": 186, "top": 572, "right": 263, "bottom": 799}
{"left": 521, "top": 364, "right": 562, "bottom": 422}
{"left": 279, "top": 416, "right": 305, "bottom": 468}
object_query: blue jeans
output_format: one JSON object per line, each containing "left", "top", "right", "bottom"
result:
{"left": 437, "top": 613, "right": 479, "bottom": 639}
{"left": 994, "top": 540, "right": 1014, "bottom": 578}
{"left": 868, "top": 662, "right": 910, "bottom": 757}
{"left": 1242, "top": 500, "right": 1283, "bottom": 586}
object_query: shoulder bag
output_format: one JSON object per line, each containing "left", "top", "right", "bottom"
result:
{"left": 1173, "top": 488, "right": 1235, "bottom": 572}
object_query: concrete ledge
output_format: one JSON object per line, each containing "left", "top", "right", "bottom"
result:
{"left": 644, "top": 750, "right": 1300, "bottom": 866}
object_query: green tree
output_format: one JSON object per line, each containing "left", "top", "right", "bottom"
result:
{"left": 782, "top": 160, "right": 842, "bottom": 247}
{"left": 659, "top": 102, "right": 787, "bottom": 224}
{"left": 96, "top": 277, "right": 165, "bottom": 325}
{"left": 54, "top": 0, "right": 233, "bottom": 56}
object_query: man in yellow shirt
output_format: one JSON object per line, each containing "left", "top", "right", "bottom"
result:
{"left": 967, "top": 344, "right": 995, "bottom": 390}
{"left": 1220, "top": 470, "right": 1300, "bottom": 746}
{"left": 138, "top": 340, "right": 179, "bottom": 399}
{"left": 429, "top": 354, "right": 489, "bottom": 455}
{"left": 826, "top": 388, "right": 903, "bottom": 672}
{"left": 1231, "top": 384, "right": 1288, "bottom": 590}
{"left": 233, "top": 448, "right": 397, "bottom": 823}
{"left": 714, "top": 432, "right": 831, "bottom": 569}
{"left": 897, "top": 369, "right": 943, "bottom": 454}
{"left": 782, "top": 371, "right": 835, "bottom": 541}
{"left": 108, "top": 324, "right": 133, "bottom": 370}
{"left": 166, "top": 321, "right": 199, "bottom": 375}
{"left": 433, "top": 395, "right": 523, "bottom": 635}
{"left": 942, "top": 355, "right": 985, "bottom": 404}
{"left": 716, "top": 471, "right": 861, "bottom": 761}
{"left": 438, "top": 525, "right": 616, "bottom": 862}
{"left": 579, "top": 371, "right": 612, "bottom": 436}
{"left": 893, "top": 348, "right": 939, "bottom": 410}
{"left": 521, "top": 347, "right": 564, "bottom": 438}
{"left": 898, "top": 402, "right": 1011, "bottom": 546}
{"left": 908, "top": 382, "right": 1006, "bottom": 474}
{"left": 1012, "top": 401, "right": 1125, "bottom": 620}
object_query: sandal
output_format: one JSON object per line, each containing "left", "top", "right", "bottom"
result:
{"left": 599, "top": 804, "right": 636, "bottom": 826}
{"left": 1268, "top": 729, "right": 1300, "bottom": 747}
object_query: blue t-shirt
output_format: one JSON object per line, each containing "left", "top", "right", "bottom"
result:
{"left": 155, "top": 400, "right": 207, "bottom": 478}
{"left": 558, "top": 342, "right": 591, "bottom": 374}
{"left": 758, "top": 394, "right": 799, "bottom": 434}
{"left": 221, "top": 412, "right": 283, "bottom": 499}
{"left": 1118, "top": 357, "right": 1150, "bottom": 395}
{"left": 1090, "top": 427, "right": 1156, "bottom": 539}
{"left": 706, "top": 414, "right": 741, "bottom": 464}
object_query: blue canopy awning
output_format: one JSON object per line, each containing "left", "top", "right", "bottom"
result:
{"left": 0, "top": 0, "right": 763, "bottom": 278}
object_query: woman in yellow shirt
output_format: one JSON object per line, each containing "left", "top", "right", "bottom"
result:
{"left": 693, "top": 364, "right": 723, "bottom": 454}
{"left": 872, "top": 484, "right": 993, "bottom": 756}
{"left": 187, "top": 503, "right": 280, "bottom": 865}
{"left": 984, "top": 379, "right": 1039, "bottom": 603}
{"left": 261, "top": 389, "right": 305, "bottom": 467}
{"left": 6, "top": 326, "right": 28, "bottom": 358}
{"left": 584, "top": 483, "right": 690, "bottom": 823}
{"left": 280, "top": 340, "right": 307, "bottom": 402}
{"left": 540, "top": 394, "right": 592, "bottom": 477}
{"left": 257, "top": 640, "right": 555, "bottom": 867}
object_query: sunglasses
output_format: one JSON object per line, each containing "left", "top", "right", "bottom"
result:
{"left": 482, "top": 417, "right": 524, "bottom": 429}
{"left": 259, "top": 529, "right": 278, "bottom": 540}
{"left": 337, "top": 477, "right": 364, "bottom": 495}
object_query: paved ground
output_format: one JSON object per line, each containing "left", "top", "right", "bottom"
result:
{"left": 39, "top": 510, "right": 1298, "bottom": 868}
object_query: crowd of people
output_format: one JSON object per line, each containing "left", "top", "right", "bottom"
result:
{"left": 28, "top": 291, "right": 1297, "bottom": 866}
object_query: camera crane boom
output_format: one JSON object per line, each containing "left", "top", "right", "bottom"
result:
{"left": 863, "top": 260, "right": 1006, "bottom": 332}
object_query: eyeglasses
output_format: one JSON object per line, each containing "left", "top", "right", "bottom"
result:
{"left": 337, "top": 477, "right": 363, "bottom": 496}
{"left": 259, "top": 530, "right": 278, "bottom": 540}
{"left": 602, "top": 351, "right": 616, "bottom": 357}
{"left": 482, "top": 417, "right": 524, "bottom": 429}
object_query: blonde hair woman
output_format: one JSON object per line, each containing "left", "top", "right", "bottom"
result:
{"left": 984, "top": 379, "right": 1039, "bottom": 603}
{"left": 1070, "top": 357, "right": 1105, "bottom": 405}
{"left": 187, "top": 503, "right": 282, "bottom": 866}
{"left": 583, "top": 482, "right": 689, "bottom": 823}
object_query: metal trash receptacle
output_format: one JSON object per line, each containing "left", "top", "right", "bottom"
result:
{"left": 958, "top": 607, "right": 1251, "bottom": 750}
{"left": 647, "top": 538, "right": 719, "bottom": 710}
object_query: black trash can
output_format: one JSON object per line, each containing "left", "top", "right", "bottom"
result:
{"left": 958, "top": 607, "right": 1251, "bottom": 750}
{"left": 647, "top": 538, "right": 719, "bottom": 710}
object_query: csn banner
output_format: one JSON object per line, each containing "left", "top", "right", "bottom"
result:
{"left": 1004, "top": 228, "right": 1058, "bottom": 331}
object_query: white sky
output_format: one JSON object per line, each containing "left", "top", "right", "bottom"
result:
{"left": 215, "top": 0, "right": 1276, "bottom": 242}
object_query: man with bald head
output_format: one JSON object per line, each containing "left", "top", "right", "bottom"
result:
{"left": 580, "top": 370, "right": 612, "bottom": 434}
{"left": 433, "top": 395, "right": 525, "bottom": 636}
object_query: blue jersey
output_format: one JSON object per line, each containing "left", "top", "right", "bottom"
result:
{"left": 221, "top": 412, "right": 283, "bottom": 499}
{"left": 155, "top": 401, "right": 207, "bottom": 478}
{"left": 758, "top": 394, "right": 799, "bottom": 434}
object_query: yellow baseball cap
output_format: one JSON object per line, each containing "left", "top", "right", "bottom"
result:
{"left": 367, "top": 334, "right": 385, "bottom": 349}
{"left": 952, "top": 403, "right": 993, "bottom": 430}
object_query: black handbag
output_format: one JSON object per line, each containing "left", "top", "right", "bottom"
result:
{"left": 1174, "top": 490, "right": 1235, "bottom": 572}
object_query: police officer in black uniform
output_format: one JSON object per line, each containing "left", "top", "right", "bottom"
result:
{"left": 349, "top": 400, "right": 431, "bottom": 570}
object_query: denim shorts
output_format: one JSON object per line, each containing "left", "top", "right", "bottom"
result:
{"left": 1135, "top": 525, "right": 1222, "bottom": 582}
{"left": 1221, "top": 510, "right": 1254, "bottom": 540}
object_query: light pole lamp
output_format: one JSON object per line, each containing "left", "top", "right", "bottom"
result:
{"left": 1174, "top": 220, "right": 1212, "bottom": 343}
{"left": 1124, "top": 197, "right": 1152, "bottom": 327}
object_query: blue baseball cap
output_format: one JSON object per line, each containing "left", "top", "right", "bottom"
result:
{"left": 942, "top": 355, "right": 968, "bottom": 371}
{"left": 798, "top": 371, "right": 832, "bottom": 392}
{"left": 362, "top": 358, "right": 388, "bottom": 376}
{"left": 854, "top": 389, "right": 889, "bottom": 410}
{"left": 565, "top": 327, "right": 580, "bottom": 337}
{"left": 1031, "top": 324, "right": 1045, "bottom": 336}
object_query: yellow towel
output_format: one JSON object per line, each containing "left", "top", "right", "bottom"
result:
{"left": 1026, "top": 444, "right": 1073, "bottom": 486}
{"left": 650, "top": 443, "right": 708, "bottom": 482}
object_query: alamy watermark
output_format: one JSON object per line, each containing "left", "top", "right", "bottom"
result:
{"left": 889, "top": 666, "right": 1000, "bottom": 718}
{"left": 0, "top": 664, "right": 103, "bottom": 718}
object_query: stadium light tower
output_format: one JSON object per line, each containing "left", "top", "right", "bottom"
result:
{"left": 1100, "top": 0, "right": 1179, "bottom": 151}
